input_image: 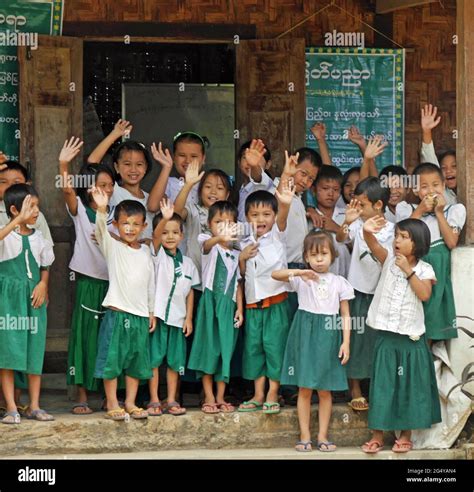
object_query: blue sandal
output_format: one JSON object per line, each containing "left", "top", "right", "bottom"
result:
{"left": 26, "top": 409, "right": 54, "bottom": 421}
{"left": 1, "top": 411, "right": 21, "bottom": 424}
{"left": 295, "top": 440, "right": 313, "bottom": 452}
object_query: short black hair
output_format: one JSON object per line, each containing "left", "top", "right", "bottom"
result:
{"left": 208, "top": 200, "right": 238, "bottom": 224}
{"left": 379, "top": 165, "right": 408, "bottom": 179}
{"left": 112, "top": 140, "right": 153, "bottom": 177}
{"left": 396, "top": 218, "right": 431, "bottom": 260}
{"left": 295, "top": 147, "right": 323, "bottom": 169}
{"left": 237, "top": 140, "right": 271, "bottom": 163}
{"left": 314, "top": 165, "right": 343, "bottom": 186}
{"left": 173, "top": 131, "right": 210, "bottom": 154}
{"left": 438, "top": 150, "right": 456, "bottom": 164}
{"left": 4, "top": 183, "right": 38, "bottom": 218}
{"left": 341, "top": 166, "right": 361, "bottom": 204}
{"left": 245, "top": 190, "right": 278, "bottom": 216}
{"left": 113, "top": 199, "right": 147, "bottom": 222}
{"left": 0, "top": 160, "right": 29, "bottom": 181}
{"left": 412, "top": 162, "right": 444, "bottom": 181}
{"left": 354, "top": 177, "right": 390, "bottom": 211}
{"left": 198, "top": 169, "right": 233, "bottom": 205}
{"left": 76, "top": 164, "right": 115, "bottom": 208}
{"left": 152, "top": 212, "right": 184, "bottom": 232}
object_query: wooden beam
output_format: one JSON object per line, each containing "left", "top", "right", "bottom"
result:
{"left": 376, "top": 0, "right": 436, "bottom": 14}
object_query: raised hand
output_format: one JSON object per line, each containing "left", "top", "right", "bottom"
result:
{"left": 347, "top": 125, "right": 366, "bottom": 148}
{"left": 151, "top": 142, "right": 173, "bottom": 169}
{"left": 159, "top": 198, "right": 174, "bottom": 220}
{"left": 282, "top": 150, "right": 299, "bottom": 177}
{"left": 364, "top": 135, "right": 388, "bottom": 160}
{"left": 185, "top": 159, "right": 205, "bottom": 185}
{"left": 421, "top": 104, "right": 441, "bottom": 132}
{"left": 18, "top": 195, "right": 36, "bottom": 223}
{"left": 111, "top": 119, "right": 133, "bottom": 139}
{"left": 90, "top": 186, "right": 109, "bottom": 209}
{"left": 59, "top": 137, "right": 84, "bottom": 163}
{"left": 363, "top": 215, "right": 386, "bottom": 234}
{"left": 217, "top": 221, "right": 238, "bottom": 243}
{"left": 0, "top": 150, "right": 7, "bottom": 169}
{"left": 345, "top": 199, "right": 362, "bottom": 224}
{"left": 310, "top": 122, "right": 327, "bottom": 141}
{"left": 275, "top": 177, "right": 295, "bottom": 206}
{"left": 245, "top": 139, "right": 266, "bottom": 168}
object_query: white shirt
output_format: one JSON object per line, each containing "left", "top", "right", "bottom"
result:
{"left": 0, "top": 200, "right": 53, "bottom": 245}
{"left": 184, "top": 202, "right": 209, "bottom": 275}
{"left": 199, "top": 233, "right": 240, "bottom": 302}
{"left": 288, "top": 272, "right": 354, "bottom": 315}
{"left": 240, "top": 223, "right": 287, "bottom": 303}
{"left": 384, "top": 207, "right": 397, "bottom": 223}
{"left": 110, "top": 182, "right": 155, "bottom": 239}
{"left": 151, "top": 245, "right": 200, "bottom": 328}
{"left": 95, "top": 210, "right": 155, "bottom": 317}
{"left": 68, "top": 198, "right": 115, "bottom": 281}
{"left": 395, "top": 201, "right": 466, "bottom": 243}
{"left": 165, "top": 177, "right": 199, "bottom": 205}
{"left": 0, "top": 228, "right": 54, "bottom": 269}
{"left": 367, "top": 257, "right": 436, "bottom": 337}
{"left": 347, "top": 219, "right": 395, "bottom": 294}
{"left": 238, "top": 173, "right": 276, "bottom": 223}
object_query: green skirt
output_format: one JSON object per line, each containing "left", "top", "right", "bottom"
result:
{"left": 280, "top": 310, "right": 348, "bottom": 391}
{"left": 423, "top": 240, "right": 457, "bottom": 340}
{"left": 188, "top": 289, "right": 239, "bottom": 383}
{"left": 242, "top": 300, "right": 290, "bottom": 381}
{"left": 67, "top": 274, "right": 108, "bottom": 392}
{"left": 346, "top": 290, "right": 376, "bottom": 380}
{"left": 368, "top": 330, "right": 441, "bottom": 431}
{"left": 94, "top": 310, "right": 152, "bottom": 381}
{"left": 150, "top": 318, "right": 186, "bottom": 374}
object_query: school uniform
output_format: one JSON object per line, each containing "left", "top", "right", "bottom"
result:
{"left": 240, "top": 223, "right": 290, "bottom": 381}
{"left": 367, "top": 256, "right": 441, "bottom": 430}
{"left": 93, "top": 210, "right": 155, "bottom": 381}
{"left": 238, "top": 173, "right": 275, "bottom": 223}
{"left": 188, "top": 234, "right": 240, "bottom": 383}
{"left": 183, "top": 202, "right": 210, "bottom": 280}
{"left": 345, "top": 218, "right": 395, "bottom": 380}
{"left": 0, "top": 228, "right": 54, "bottom": 375}
{"left": 396, "top": 201, "right": 466, "bottom": 340}
{"left": 280, "top": 273, "right": 354, "bottom": 390}
{"left": 384, "top": 207, "right": 397, "bottom": 224}
{"left": 149, "top": 244, "right": 200, "bottom": 374}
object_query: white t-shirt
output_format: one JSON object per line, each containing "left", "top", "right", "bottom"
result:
{"left": 367, "top": 257, "right": 436, "bottom": 337}
{"left": 67, "top": 198, "right": 115, "bottom": 281}
{"left": 240, "top": 223, "right": 287, "bottom": 304}
{"left": 0, "top": 228, "right": 54, "bottom": 268}
{"left": 165, "top": 177, "right": 199, "bottom": 205}
{"left": 288, "top": 272, "right": 354, "bottom": 315}
{"left": 347, "top": 219, "right": 395, "bottom": 294}
{"left": 238, "top": 173, "right": 276, "bottom": 223}
{"left": 384, "top": 207, "right": 397, "bottom": 223}
{"left": 184, "top": 202, "right": 209, "bottom": 275}
{"left": 96, "top": 210, "right": 155, "bottom": 317}
{"left": 150, "top": 244, "right": 200, "bottom": 328}
{"left": 395, "top": 201, "right": 466, "bottom": 243}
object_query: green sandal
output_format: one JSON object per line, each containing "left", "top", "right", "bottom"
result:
{"left": 263, "top": 401, "right": 280, "bottom": 414}
{"left": 238, "top": 400, "right": 263, "bottom": 412}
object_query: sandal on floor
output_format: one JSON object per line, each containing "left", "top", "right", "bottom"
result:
{"left": 127, "top": 407, "right": 148, "bottom": 419}
{"left": 71, "top": 402, "right": 93, "bottom": 415}
{"left": 362, "top": 439, "right": 384, "bottom": 454}
{"left": 392, "top": 439, "right": 413, "bottom": 453}
{"left": 317, "top": 441, "right": 337, "bottom": 452}
{"left": 26, "top": 409, "right": 54, "bottom": 421}
{"left": 17, "top": 405, "right": 29, "bottom": 416}
{"left": 146, "top": 402, "right": 163, "bottom": 417}
{"left": 348, "top": 397, "right": 369, "bottom": 411}
{"left": 263, "top": 401, "right": 280, "bottom": 414}
{"left": 104, "top": 408, "right": 127, "bottom": 421}
{"left": 238, "top": 400, "right": 263, "bottom": 412}
{"left": 1, "top": 411, "right": 21, "bottom": 424}
{"left": 295, "top": 440, "right": 313, "bottom": 452}
{"left": 165, "top": 401, "right": 186, "bottom": 416}
{"left": 201, "top": 403, "right": 219, "bottom": 414}
{"left": 216, "top": 402, "right": 235, "bottom": 413}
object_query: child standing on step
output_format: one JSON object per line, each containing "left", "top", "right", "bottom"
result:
{"left": 147, "top": 199, "right": 200, "bottom": 416}
{"left": 362, "top": 218, "right": 441, "bottom": 454}
{"left": 272, "top": 230, "right": 353, "bottom": 452}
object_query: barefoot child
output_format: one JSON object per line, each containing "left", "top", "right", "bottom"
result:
{"left": 237, "top": 181, "right": 294, "bottom": 414}
{"left": 362, "top": 218, "right": 441, "bottom": 454}
{"left": 92, "top": 188, "right": 156, "bottom": 420}
{"left": 0, "top": 185, "right": 55, "bottom": 423}
{"left": 147, "top": 199, "right": 200, "bottom": 416}
{"left": 188, "top": 201, "right": 244, "bottom": 413}
{"left": 272, "top": 231, "right": 353, "bottom": 452}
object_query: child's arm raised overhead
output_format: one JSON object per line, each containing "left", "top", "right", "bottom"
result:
{"left": 275, "top": 177, "right": 295, "bottom": 231}
{"left": 174, "top": 160, "right": 204, "bottom": 221}
{"left": 87, "top": 119, "right": 132, "bottom": 164}
{"left": 202, "top": 222, "right": 238, "bottom": 254}
{"left": 90, "top": 186, "right": 112, "bottom": 255}
{"left": 395, "top": 253, "right": 433, "bottom": 302}
{"left": 311, "top": 122, "right": 332, "bottom": 165}
{"left": 151, "top": 198, "right": 174, "bottom": 252}
{"left": 58, "top": 137, "right": 84, "bottom": 216}
{"left": 245, "top": 139, "right": 268, "bottom": 182}
{"left": 278, "top": 151, "right": 299, "bottom": 194}
{"left": 362, "top": 216, "right": 390, "bottom": 264}
{"left": 360, "top": 135, "right": 387, "bottom": 180}
{"left": 347, "top": 125, "right": 367, "bottom": 157}
{"left": 339, "top": 300, "right": 350, "bottom": 365}
{"left": 336, "top": 199, "right": 362, "bottom": 243}
{"left": 421, "top": 104, "right": 441, "bottom": 146}
{"left": 434, "top": 193, "right": 461, "bottom": 249}
{"left": 0, "top": 194, "right": 36, "bottom": 241}
{"left": 148, "top": 142, "right": 173, "bottom": 213}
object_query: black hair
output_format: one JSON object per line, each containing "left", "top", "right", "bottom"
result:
{"left": 295, "top": 147, "right": 323, "bottom": 169}
{"left": 113, "top": 199, "right": 147, "bottom": 222}
{"left": 76, "top": 164, "right": 115, "bottom": 208}
{"left": 341, "top": 166, "right": 361, "bottom": 204}
{"left": 438, "top": 150, "right": 456, "bottom": 164}
{"left": 412, "top": 162, "right": 444, "bottom": 182}
{"left": 112, "top": 140, "right": 153, "bottom": 179}
{"left": 396, "top": 218, "right": 431, "bottom": 260}
{"left": 208, "top": 200, "right": 238, "bottom": 224}
{"left": 4, "top": 183, "right": 38, "bottom": 218}
{"left": 173, "top": 132, "right": 210, "bottom": 155}
{"left": 237, "top": 140, "right": 271, "bottom": 163}
{"left": 354, "top": 177, "right": 390, "bottom": 211}
{"left": 244, "top": 190, "right": 278, "bottom": 216}
{"left": 314, "top": 165, "right": 343, "bottom": 186}
{"left": 152, "top": 212, "right": 184, "bottom": 233}
{"left": 0, "top": 160, "right": 29, "bottom": 181}
{"left": 198, "top": 168, "right": 233, "bottom": 205}
{"left": 379, "top": 165, "right": 408, "bottom": 179}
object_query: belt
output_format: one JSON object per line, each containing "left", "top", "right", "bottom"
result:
{"left": 246, "top": 292, "right": 288, "bottom": 309}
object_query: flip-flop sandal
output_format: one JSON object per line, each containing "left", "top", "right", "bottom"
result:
{"left": 362, "top": 439, "right": 384, "bottom": 454}
{"left": 165, "top": 401, "right": 186, "bottom": 416}
{"left": 127, "top": 407, "right": 148, "bottom": 419}
{"left": 26, "top": 409, "right": 55, "bottom": 421}
{"left": 295, "top": 440, "right": 313, "bottom": 452}
{"left": 104, "top": 408, "right": 127, "bottom": 421}
{"left": 146, "top": 402, "right": 163, "bottom": 417}
{"left": 348, "top": 397, "right": 369, "bottom": 411}
{"left": 201, "top": 403, "right": 219, "bottom": 414}
{"left": 216, "top": 402, "right": 235, "bottom": 413}
{"left": 71, "top": 402, "right": 93, "bottom": 415}
{"left": 392, "top": 440, "right": 413, "bottom": 453}
{"left": 263, "top": 401, "right": 281, "bottom": 414}
{"left": 1, "top": 411, "right": 21, "bottom": 424}
{"left": 238, "top": 400, "right": 263, "bottom": 412}
{"left": 317, "top": 441, "right": 337, "bottom": 452}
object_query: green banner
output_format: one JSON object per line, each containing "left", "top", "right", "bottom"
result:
{"left": 306, "top": 47, "right": 405, "bottom": 173}
{"left": 0, "top": 0, "right": 64, "bottom": 161}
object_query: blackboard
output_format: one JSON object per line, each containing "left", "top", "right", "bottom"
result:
{"left": 122, "top": 83, "right": 235, "bottom": 191}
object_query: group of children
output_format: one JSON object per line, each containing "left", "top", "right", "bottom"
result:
{"left": 0, "top": 103, "right": 466, "bottom": 454}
